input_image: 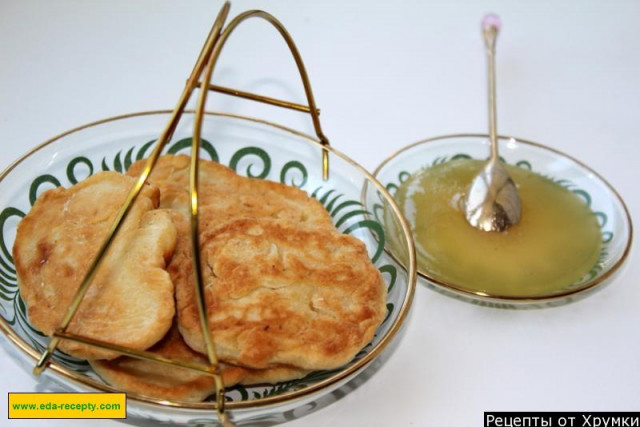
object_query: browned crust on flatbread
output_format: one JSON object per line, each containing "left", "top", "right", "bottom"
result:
{"left": 128, "top": 155, "right": 386, "bottom": 371}
{"left": 13, "top": 172, "right": 177, "bottom": 359}
{"left": 91, "top": 325, "right": 309, "bottom": 402}
{"left": 127, "top": 154, "right": 334, "bottom": 228}
{"left": 177, "top": 217, "right": 387, "bottom": 370}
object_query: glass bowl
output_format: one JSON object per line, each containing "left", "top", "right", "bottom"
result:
{"left": 0, "top": 110, "right": 416, "bottom": 424}
{"left": 371, "top": 134, "right": 632, "bottom": 309}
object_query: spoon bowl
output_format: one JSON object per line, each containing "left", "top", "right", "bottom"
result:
{"left": 463, "top": 156, "right": 521, "bottom": 231}
{"left": 463, "top": 13, "right": 522, "bottom": 232}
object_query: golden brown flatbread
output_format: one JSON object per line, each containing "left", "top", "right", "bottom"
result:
{"left": 126, "top": 154, "right": 333, "bottom": 229}
{"left": 178, "top": 217, "right": 386, "bottom": 370}
{"left": 91, "top": 325, "right": 309, "bottom": 402}
{"left": 127, "top": 155, "right": 386, "bottom": 371}
{"left": 13, "top": 172, "right": 177, "bottom": 359}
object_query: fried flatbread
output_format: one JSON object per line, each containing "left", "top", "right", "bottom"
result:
{"left": 13, "top": 172, "right": 177, "bottom": 359}
{"left": 91, "top": 325, "right": 309, "bottom": 402}
{"left": 178, "top": 217, "right": 387, "bottom": 370}
{"left": 128, "top": 155, "right": 386, "bottom": 371}
{"left": 126, "top": 154, "right": 333, "bottom": 229}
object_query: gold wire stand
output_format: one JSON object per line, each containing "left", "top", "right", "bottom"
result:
{"left": 32, "top": 2, "right": 331, "bottom": 425}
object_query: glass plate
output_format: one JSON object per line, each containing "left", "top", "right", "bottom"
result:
{"left": 373, "top": 134, "right": 631, "bottom": 309}
{"left": 0, "top": 110, "right": 416, "bottom": 424}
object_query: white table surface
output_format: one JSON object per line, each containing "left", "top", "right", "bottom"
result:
{"left": 1, "top": 0, "right": 639, "bottom": 426}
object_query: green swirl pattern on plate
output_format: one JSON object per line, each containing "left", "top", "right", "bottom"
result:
{"left": 0, "top": 137, "right": 401, "bottom": 402}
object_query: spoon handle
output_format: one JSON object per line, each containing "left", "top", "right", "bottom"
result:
{"left": 483, "top": 14, "right": 500, "bottom": 161}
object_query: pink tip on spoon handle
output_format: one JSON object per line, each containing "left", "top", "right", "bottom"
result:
{"left": 482, "top": 13, "right": 501, "bottom": 31}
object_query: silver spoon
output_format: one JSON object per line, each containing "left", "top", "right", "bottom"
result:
{"left": 463, "top": 14, "right": 521, "bottom": 232}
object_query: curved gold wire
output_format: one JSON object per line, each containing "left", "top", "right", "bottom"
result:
{"left": 187, "top": 8, "right": 336, "bottom": 422}
{"left": 31, "top": 2, "right": 234, "bottom": 425}
{"left": 32, "top": 2, "right": 232, "bottom": 378}
{"left": 189, "top": 7, "right": 230, "bottom": 425}
{"left": 204, "top": 9, "right": 331, "bottom": 180}
{"left": 187, "top": 5, "right": 336, "bottom": 424}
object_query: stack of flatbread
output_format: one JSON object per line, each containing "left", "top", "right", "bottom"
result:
{"left": 13, "top": 154, "right": 387, "bottom": 402}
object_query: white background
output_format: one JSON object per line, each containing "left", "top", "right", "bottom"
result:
{"left": 1, "top": 0, "right": 639, "bottom": 426}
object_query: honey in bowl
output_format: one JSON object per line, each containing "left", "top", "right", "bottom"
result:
{"left": 393, "top": 159, "right": 602, "bottom": 298}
